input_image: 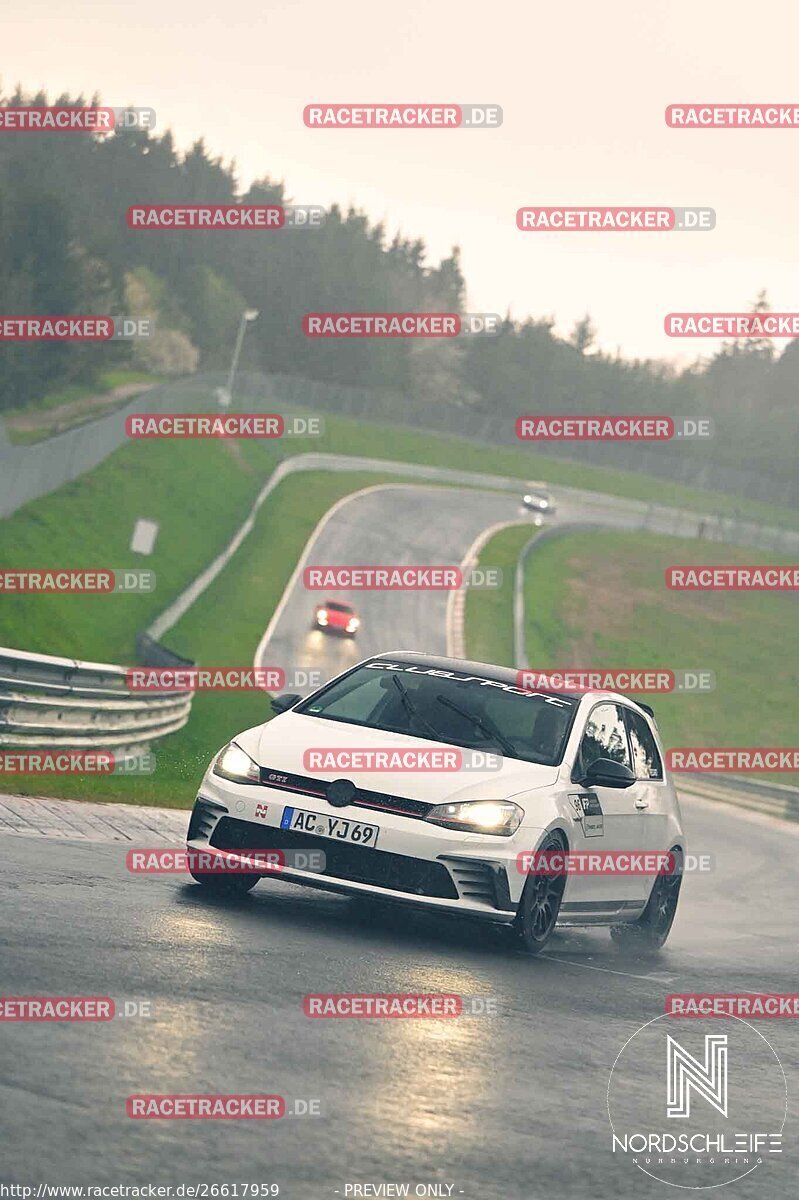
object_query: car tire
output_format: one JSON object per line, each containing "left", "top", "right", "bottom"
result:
{"left": 610, "top": 848, "right": 683, "bottom": 952}
{"left": 515, "top": 830, "right": 568, "bottom": 955}
{"left": 188, "top": 869, "right": 260, "bottom": 897}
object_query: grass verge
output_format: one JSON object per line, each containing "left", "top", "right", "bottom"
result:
{"left": 3, "top": 383, "right": 799, "bottom": 807}
{"left": 464, "top": 524, "right": 536, "bottom": 667}
{"left": 4, "top": 371, "right": 162, "bottom": 444}
{"left": 467, "top": 526, "right": 799, "bottom": 784}
{"left": 316, "top": 417, "right": 799, "bottom": 532}
{"left": 2, "top": 471, "right": 420, "bottom": 808}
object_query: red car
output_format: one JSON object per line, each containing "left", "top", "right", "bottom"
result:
{"left": 313, "top": 599, "right": 360, "bottom": 637}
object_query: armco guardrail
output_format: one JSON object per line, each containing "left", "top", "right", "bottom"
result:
{"left": 0, "top": 645, "right": 193, "bottom": 751}
{"left": 677, "top": 773, "right": 799, "bottom": 823}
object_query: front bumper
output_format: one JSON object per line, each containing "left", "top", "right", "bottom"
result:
{"left": 187, "top": 778, "right": 525, "bottom": 923}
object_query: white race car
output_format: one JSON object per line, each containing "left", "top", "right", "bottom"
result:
{"left": 522, "top": 485, "right": 555, "bottom": 515}
{"left": 186, "top": 652, "right": 685, "bottom": 954}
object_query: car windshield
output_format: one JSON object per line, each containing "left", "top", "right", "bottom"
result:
{"left": 323, "top": 602, "right": 353, "bottom": 613}
{"left": 295, "top": 661, "right": 577, "bottom": 766}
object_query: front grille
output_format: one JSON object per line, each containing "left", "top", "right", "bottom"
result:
{"left": 210, "top": 816, "right": 458, "bottom": 900}
{"left": 258, "top": 766, "right": 433, "bottom": 820}
{"left": 188, "top": 797, "right": 228, "bottom": 842}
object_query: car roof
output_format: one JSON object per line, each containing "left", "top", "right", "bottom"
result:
{"left": 369, "top": 651, "right": 657, "bottom": 720}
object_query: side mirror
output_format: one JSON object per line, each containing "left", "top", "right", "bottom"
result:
{"left": 580, "top": 757, "right": 636, "bottom": 789}
{"left": 270, "top": 692, "right": 302, "bottom": 715}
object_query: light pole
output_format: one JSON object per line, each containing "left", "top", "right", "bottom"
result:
{"left": 219, "top": 308, "right": 259, "bottom": 408}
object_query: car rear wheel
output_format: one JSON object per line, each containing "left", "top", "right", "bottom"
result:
{"left": 515, "top": 831, "right": 567, "bottom": 955}
{"left": 188, "top": 869, "right": 260, "bottom": 897}
{"left": 610, "top": 849, "right": 682, "bottom": 951}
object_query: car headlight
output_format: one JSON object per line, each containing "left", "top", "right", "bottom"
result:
{"left": 212, "top": 742, "right": 260, "bottom": 784}
{"left": 346, "top": 618, "right": 360, "bottom": 631}
{"left": 424, "top": 800, "right": 524, "bottom": 836}
{"left": 316, "top": 608, "right": 329, "bottom": 624}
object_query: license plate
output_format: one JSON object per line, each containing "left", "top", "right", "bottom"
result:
{"left": 280, "top": 805, "right": 379, "bottom": 847}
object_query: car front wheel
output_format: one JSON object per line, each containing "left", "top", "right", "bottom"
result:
{"left": 515, "top": 831, "right": 567, "bottom": 955}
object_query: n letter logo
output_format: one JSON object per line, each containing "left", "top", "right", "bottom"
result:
{"left": 666, "top": 1034, "right": 728, "bottom": 1119}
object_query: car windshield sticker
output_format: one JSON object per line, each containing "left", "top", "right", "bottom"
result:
{"left": 364, "top": 662, "right": 575, "bottom": 707}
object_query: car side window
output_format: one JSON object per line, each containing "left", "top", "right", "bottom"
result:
{"left": 575, "top": 703, "right": 632, "bottom": 778}
{"left": 625, "top": 709, "right": 664, "bottom": 780}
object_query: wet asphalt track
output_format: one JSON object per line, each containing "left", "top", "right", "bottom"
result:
{"left": 256, "top": 484, "right": 527, "bottom": 686}
{"left": 254, "top": 482, "right": 723, "bottom": 691}
{"left": 1, "top": 799, "right": 797, "bottom": 1199}
{"left": 2, "top": 483, "right": 798, "bottom": 1198}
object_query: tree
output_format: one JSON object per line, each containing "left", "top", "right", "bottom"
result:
{"left": 570, "top": 314, "right": 596, "bottom": 355}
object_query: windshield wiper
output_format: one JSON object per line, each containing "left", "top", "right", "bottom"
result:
{"left": 434, "top": 693, "right": 517, "bottom": 758}
{"left": 391, "top": 675, "right": 444, "bottom": 740}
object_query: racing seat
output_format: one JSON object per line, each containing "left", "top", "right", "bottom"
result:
{"left": 530, "top": 704, "right": 569, "bottom": 758}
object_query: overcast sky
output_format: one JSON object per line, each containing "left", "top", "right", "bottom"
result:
{"left": 5, "top": 0, "right": 799, "bottom": 363}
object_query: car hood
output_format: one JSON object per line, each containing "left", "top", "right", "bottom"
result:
{"left": 238, "top": 712, "right": 560, "bottom": 803}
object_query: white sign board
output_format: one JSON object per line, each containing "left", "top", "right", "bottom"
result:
{"left": 130, "top": 518, "right": 160, "bottom": 556}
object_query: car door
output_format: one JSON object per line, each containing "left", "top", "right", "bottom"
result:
{"left": 622, "top": 705, "right": 672, "bottom": 865}
{"left": 561, "top": 701, "right": 653, "bottom": 915}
